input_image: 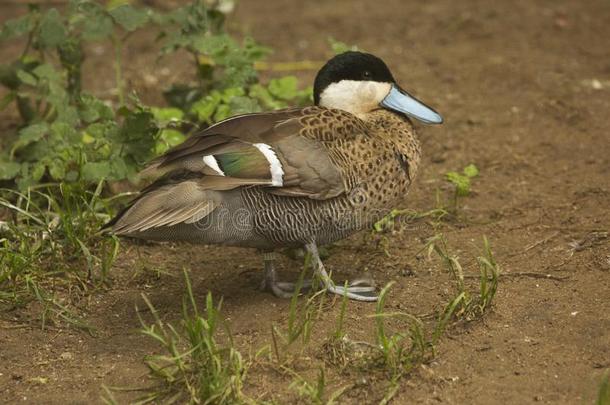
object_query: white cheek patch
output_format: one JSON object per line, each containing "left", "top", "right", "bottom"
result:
{"left": 253, "top": 143, "right": 284, "bottom": 186}
{"left": 203, "top": 155, "right": 225, "bottom": 176}
{"left": 319, "top": 80, "right": 392, "bottom": 116}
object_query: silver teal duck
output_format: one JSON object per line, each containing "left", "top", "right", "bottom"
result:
{"left": 106, "top": 51, "right": 443, "bottom": 301}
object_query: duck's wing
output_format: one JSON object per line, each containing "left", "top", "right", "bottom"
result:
{"left": 107, "top": 107, "right": 366, "bottom": 234}
{"left": 142, "top": 106, "right": 364, "bottom": 200}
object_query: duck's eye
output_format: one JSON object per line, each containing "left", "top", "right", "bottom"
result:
{"left": 362, "top": 70, "right": 372, "bottom": 79}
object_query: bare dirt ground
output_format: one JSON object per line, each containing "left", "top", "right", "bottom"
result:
{"left": 1, "top": 0, "right": 609, "bottom": 404}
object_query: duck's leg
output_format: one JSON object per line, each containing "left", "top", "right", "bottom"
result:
{"left": 305, "top": 242, "right": 378, "bottom": 302}
{"left": 260, "top": 252, "right": 312, "bottom": 298}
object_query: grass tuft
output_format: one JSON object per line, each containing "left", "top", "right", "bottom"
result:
{"left": 598, "top": 369, "right": 610, "bottom": 405}
{"left": 424, "top": 233, "right": 500, "bottom": 320}
{"left": 287, "top": 366, "right": 347, "bottom": 405}
{"left": 128, "top": 270, "right": 248, "bottom": 404}
{"left": 0, "top": 181, "right": 121, "bottom": 328}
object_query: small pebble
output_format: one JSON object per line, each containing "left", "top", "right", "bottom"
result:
{"left": 60, "top": 352, "right": 73, "bottom": 361}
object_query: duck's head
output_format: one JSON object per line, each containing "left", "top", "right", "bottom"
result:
{"left": 313, "top": 51, "right": 443, "bottom": 124}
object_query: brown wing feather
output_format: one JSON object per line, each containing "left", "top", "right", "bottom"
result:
{"left": 110, "top": 175, "right": 272, "bottom": 235}
{"left": 138, "top": 107, "right": 357, "bottom": 200}
{"left": 107, "top": 107, "right": 369, "bottom": 233}
{"left": 144, "top": 108, "right": 303, "bottom": 174}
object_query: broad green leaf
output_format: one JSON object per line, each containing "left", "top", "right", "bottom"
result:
{"left": 160, "top": 129, "right": 185, "bottom": 146}
{"left": 328, "top": 37, "right": 359, "bottom": 54}
{"left": 97, "top": 143, "right": 112, "bottom": 159}
{"left": 220, "top": 87, "right": 245, "bottom": 103}
{"left": 19, "top": 138, "right": 49, "bottom": 162}
{"left": 0, "top": 15, "right": 34, "bottom": 42}
{"left": 58, "top": 39, "right": 84, "bottom": 67}
{"left": 31, "top": 161, "right": 46, "bottom": 182}
{"left": 65, "top": 170, "right": 79, "bottom": 182}
{"left": 190, "top": 91, "right": 222, "bottom": 123}
{"left": 213, "top": 103, "right": 232, "bottom": 122}
{"left": 268, "top": 76, "right": 299, "bottom": 100}
{"left": 229, "top": 96, "right": 261, "bottom": 115}
{"left": 109, "top": 157, "right": 129, "bottom": 180}
{"left": 2, "top": 60, "right": 40, "bottom": 89}
{"left": 98, "top": 103, "right": 114, "bottom": 120}
{"left": 151, "top": 107, "right": 184, "bottom": 124}
{"left": 17, "top": 170, "right": 37, "bottom": 190}
{"left": 79, "top": 94, "right": 114, "bottom": 123}
{"left": 16, "top": 69, "right": 37, "bottom": 86}
{"left": 193, "top": 33, "right": 233, "bottom": 56}
{"left": 82, "top": 132, "right": 95, "bottom": 144}
{"left": 298, "top": 86, "right": 314, "bottom": 104}
{"left": 56, "top": 105, "right": 80, "bottom": 127}
{"left": 119, "top": 110, "right": 158, "bottom": 162}
{"left": 463, "top": 164, "right": 479, "bottom": 178}
{"left": 13, "top": 123, "right": 49, "bottom": 154}
{"left": 0, "top": 161, "right": 21, "bottom": 180}
{"left": 222, "top": 58, "right": 257, "bottom": 88}
{"left": 39, "top": 9, "right": 67, "bottom": 48}
{"left": 109, "top": 5, "right": 149, "bottom": 31}
{"left": 156, "top": 129, "right": 185, "bottom": 154}
{"left": 79, "top": 103, "right": 99, "bottom": 123}
{"left": 51, "top": 121, "right": 79, "bottom": 144}
{"left": 48, "top": 160, "right": 66, "bottom": 180}
{"left": 32, "top": 63, "right": 62, "bottom": 82}
{"left": 0, "top": 64, "right": 17, "bottom": 88}
{"left": 122, "top": 110, "right": 156, "bottom": 140}
{"left": 445, "top": 172, "right": 471, "bottom": 196}
{"left": 86, "top": 121, "right": 118, "bottom": 140}
{"left": 0, "top": 92, "right": 16, "bottom": 111}
{"left": 249, "top": 84, "right": 289, "bottom": 109}
{"left": 106, "top": 0, "right": 130, "bottom": 9}
{"left": 242, "top": 36, "right": 271, "bottom": 60}
{"left": 81, "top": 161, "right": 111, "bottom": 181}
{"left": 81, "top": 13, "right": 114, "bottom": 41}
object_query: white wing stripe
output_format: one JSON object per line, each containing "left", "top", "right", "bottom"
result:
{"left": 203, "top": 155, "right": 225, "bottom": 176}
{"left": 253, "top": 143, "right": 284, "bottom": 186}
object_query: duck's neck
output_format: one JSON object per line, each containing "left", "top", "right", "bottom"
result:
{"left": 364, "top": 109, "right": 416, "bottom": 136}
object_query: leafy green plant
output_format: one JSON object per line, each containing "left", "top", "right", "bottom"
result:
{"left": 0, "top": 0, "right": 316, "bottom": 333}
{"left": 444, "top": 163, "right": 479, "bottom": 214}
{"left": 327, "top": 37, "right": 359, "bottom": 55}
{"left": 154, "top": 0, "right": 311, "bottom": 125}
{"left": 10, "top": 100, "right": 161, "bottom": 189}
{"left": 0, "top": 1, "right": 150, "bottom": 110}
{"left": 128, "top": 271, "right": 248, "bottom": 404}
{"left": 0, "top": 1, "right": 160, "bottom": 188}
{"left": 424, "top": 234, "right": 499, "bottom": 320}
{"left": 287, "top": 367, "right": 347, "bottom": 405}
{"left": 0, "top": 0, "right": 312, "bottom": 189}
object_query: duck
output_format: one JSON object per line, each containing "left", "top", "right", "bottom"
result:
{"left": 105, "top": 51, "right": 443, "bottom": 301}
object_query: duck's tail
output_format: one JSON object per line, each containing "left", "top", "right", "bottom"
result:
{"left": 103, "top": 180, "right": 218, "bottom": 236}
{"left": 102, "top": 173, "right": 269, "bottom": 237}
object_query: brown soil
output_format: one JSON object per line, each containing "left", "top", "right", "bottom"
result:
{"left": 1, "top": 0, "right": 609, "bottom": 404}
